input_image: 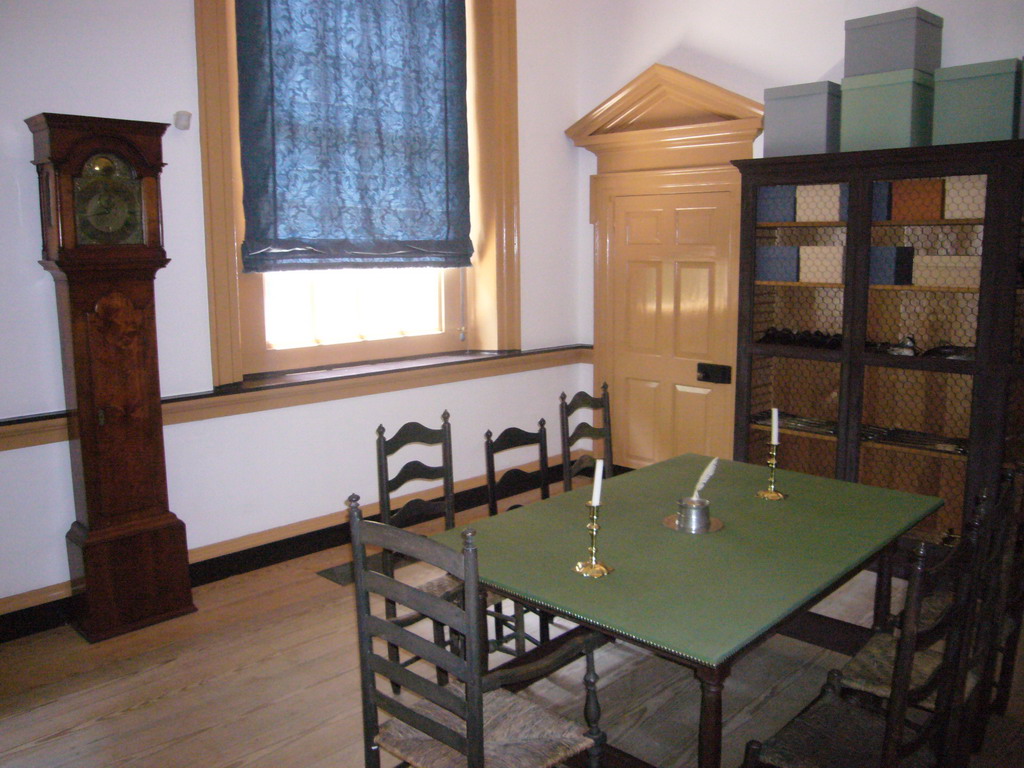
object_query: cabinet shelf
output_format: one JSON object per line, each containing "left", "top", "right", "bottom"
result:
{"left": 755, "top": 280, "right": 842, "bottom": 288}
{"left": 757, "top": 221, "right": 846, "bottom": 228}
{"left": 872, "top": 219, "right": 983, "bottom": 228}
{"left": 859, "top": 439, "right": 968, "bottom": 461}
{"left": 862, "top": 353, "right": 975, "bottom": 374}
{"left": 869, "top": 284, "right": 979, "bottom": 293}
{"left": 750, "top": 423, "right": 837, "bottom": 442}
{"left": 758, "top": 280, "right": 982, "bottom": 294}
{"left": 751, "top": 412, "right": 968, "bottom": 457}
{"left": 750, "top": 343, "right": 843, "bottom": 361}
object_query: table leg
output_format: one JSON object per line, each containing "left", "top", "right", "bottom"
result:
{"left": 584, "top": 648, "right": 606, "bottom": 768}
{"left": 695, "top": 667, "right": 726, "bottom": 768}
{"left": 873, "top": 542, "right": 895, "bottom": 631}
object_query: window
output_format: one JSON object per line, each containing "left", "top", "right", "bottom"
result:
{"left": 195, "top": 0, "right": 521, "bottom": 384}
{"left": 263, "top": 268, "right": 447, "bottom": 350}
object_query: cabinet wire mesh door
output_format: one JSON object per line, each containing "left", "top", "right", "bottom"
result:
{"left": 735, "top": 141, "right": 1024, "bottom": 539}
{"left": 750, "top": 183, "right": 848, "bottom": 479}
{"left": 859, "top": 175, "right": 983, "bottom": 536}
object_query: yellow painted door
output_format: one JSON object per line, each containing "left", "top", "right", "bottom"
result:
{"left": 609, "top": 191, "right": 737, "bottom": 466}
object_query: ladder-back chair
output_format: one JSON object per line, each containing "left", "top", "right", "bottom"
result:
{"left": 349, "top": 494, "right": 606, "bottom": 768}
{"left": 376, "top": 412, "right": 458, "bottom": 687}
{"left": 484, "top": 419, "right": 554, "bottom": 652}
{"left": 742, "top": 521, "right": 984, "bottom": 768}
{"left": 559, "top": 383, "right": 613, "bottom": 492}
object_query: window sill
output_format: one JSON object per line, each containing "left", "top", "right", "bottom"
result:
{"left": 0, "top": 345, "right": 593, "bottom": 451}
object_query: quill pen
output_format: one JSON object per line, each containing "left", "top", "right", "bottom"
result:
{"left": 691, "top": 457, "right": 719, "bottom": 500}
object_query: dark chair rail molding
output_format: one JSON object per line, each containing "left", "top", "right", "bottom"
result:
{"left": 0, "top": 345, "right": 594, "bottom": 452}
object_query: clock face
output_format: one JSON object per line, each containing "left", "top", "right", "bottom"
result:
{"left": 74, "top": 153, "right": 144, "bottom": 246}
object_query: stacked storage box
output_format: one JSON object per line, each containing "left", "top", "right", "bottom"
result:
{"left": 932, "top": 59, "right": 1022, "bottom": 144}
{"left": 943, "top": 175, "right": 986, "bottom": 219}
{"left": 763, "top": 82, "right": 841, "bottom": 157}
{"left": 840, "top": 7, "right": 944, "bottom": 151}
{"left": 796, "top": 184, "right": 844, "bottom": 283}
{"left": 756, "top": 186, "right": 798, "bottom": 281}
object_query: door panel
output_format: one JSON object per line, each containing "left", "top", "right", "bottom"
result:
{"left": 626, "top": 261, "right": 661, "bottom": 353}
{"left": 610, "top": 191, "right": 737, "bottom": 466}
{"left": 672, "top": 384, "right": 712, "bottom": 456}
{"left": 622, "top": 377, "right": 661, "bottom": 466}
{"left": 674, "top": 261, "right": 712, "bottom": 357}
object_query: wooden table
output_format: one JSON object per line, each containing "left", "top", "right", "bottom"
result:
{"left": 436, "top": 454, "right": 942, "bottom": 768}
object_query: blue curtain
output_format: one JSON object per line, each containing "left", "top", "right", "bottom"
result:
{"left": 236, "top": 0, "right": 472, "bottom": 271}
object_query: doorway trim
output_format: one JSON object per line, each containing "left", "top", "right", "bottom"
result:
{"left": 567, "top": 65, "right": 763, "bottom": 463}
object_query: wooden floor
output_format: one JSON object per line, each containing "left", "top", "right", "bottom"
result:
{"left": 1, "top": 504, "right": 1022, "bottom": 768}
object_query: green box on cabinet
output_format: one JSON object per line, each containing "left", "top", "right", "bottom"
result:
{"left": 933, "top": 59, "right": 1022, "bottom": 145}
{"left": 841, "top": 69, "right": 934, "bottom": 151}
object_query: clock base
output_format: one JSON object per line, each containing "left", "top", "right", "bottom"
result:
{"left": 66, "top": 515, "right": 196, "bottom": 642}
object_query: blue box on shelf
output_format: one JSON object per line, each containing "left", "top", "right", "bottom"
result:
{"left": 872, "top": 181, "right": 892, "bottom": 221}
{"left": 757, "top": 185, "right": 796, "bottom": 222}
{"left": 869, "top": 246, "right": 914, "bottom": 285}
{"left": 837, "top": 181, "right": 891, "bottom": 221}
{"left": 756, "top": 246, "right": 800, "bottom": 282}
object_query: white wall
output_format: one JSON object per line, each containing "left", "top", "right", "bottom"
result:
{"left": 2, "top": 0, "right": 1023, "bottom": 603}
{"left": 1, "top": 0, "right": 211, "bottom": 416}
{"left": 0, "top": 0, "right": 594, "bottom": 601}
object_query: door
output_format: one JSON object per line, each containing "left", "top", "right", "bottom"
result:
{"left": 609, "top": 191, "right": 738, "bottom": 466}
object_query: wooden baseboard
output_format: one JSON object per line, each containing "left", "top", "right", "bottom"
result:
{"left": 0, "top": 456, "right": 584, "bottom": 641}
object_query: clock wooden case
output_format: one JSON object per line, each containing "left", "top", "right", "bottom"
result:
{"left": 26, "top": 113, "right": 195, "bottom": 641}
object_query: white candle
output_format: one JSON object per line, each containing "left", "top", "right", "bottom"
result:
{"left": 592, "top": 460, "right": 604, "bottom": 506}
{"left": 771, "top": 408, "right": 780, "bottom": 445}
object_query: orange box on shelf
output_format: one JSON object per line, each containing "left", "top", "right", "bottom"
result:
{"left": 890, "top": 178, "right": 945, "bottom": 221}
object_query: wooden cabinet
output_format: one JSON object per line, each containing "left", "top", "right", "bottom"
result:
{"left": 733, "top": 140, "right": 1024, "bottom": 538}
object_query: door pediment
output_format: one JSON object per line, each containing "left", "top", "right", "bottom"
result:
{"left": 567, "top": 64, "right": 763, "bottom": 173}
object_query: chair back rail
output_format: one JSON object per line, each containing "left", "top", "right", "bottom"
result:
{"left": 559, "top": 382, "right": 613, "bottom": 491}
{"left": 484, "top": 419, "right": 550, "bottom": 517}
{"left": 376, "top": 410, "right": 456, "bottom": 533}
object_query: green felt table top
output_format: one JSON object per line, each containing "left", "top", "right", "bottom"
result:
{"left": 435, "top": 454, "right": 942, "bottom": 667}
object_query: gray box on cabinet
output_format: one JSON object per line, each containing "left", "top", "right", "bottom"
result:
{"left": 764, "top": 81, "right": 841, "bottom": 157}
{"left": 844, "top": 7, "right": 943, "bottom": 77}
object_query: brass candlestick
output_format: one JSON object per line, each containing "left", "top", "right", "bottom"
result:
{"left": 757, "top": 443, "right": 786, "bottom": 500}
{"left": 575, "top": 502, "right": 613, "bottom": 578}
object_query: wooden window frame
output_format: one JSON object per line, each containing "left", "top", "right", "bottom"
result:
{"left": 194, "top": 0, "right": 521, "bottom": 385}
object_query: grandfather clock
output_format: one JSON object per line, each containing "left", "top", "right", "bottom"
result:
{"left": 26, "top": 113, "right": 195, "bottom": 641}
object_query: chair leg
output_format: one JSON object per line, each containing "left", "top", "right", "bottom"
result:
{"left": 514, "top": 603, "right": 527, "bottom": 656}
{"left": 993, "top": 622, "right": 1021, "bottom": 715}
{"left": 387, "top": 641, "right": 402, "bottom": 696}
{"left": 432, "top": 620, "right": 449, "bottom": 687}
{"left": 742, "top": 741, "right": 764, "bottom": 767}
{"left": 583, "top": 648, "right": 606, "bottom": 768}
{"left": 492, "top": 600, "right": 507, "bottom": 648}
